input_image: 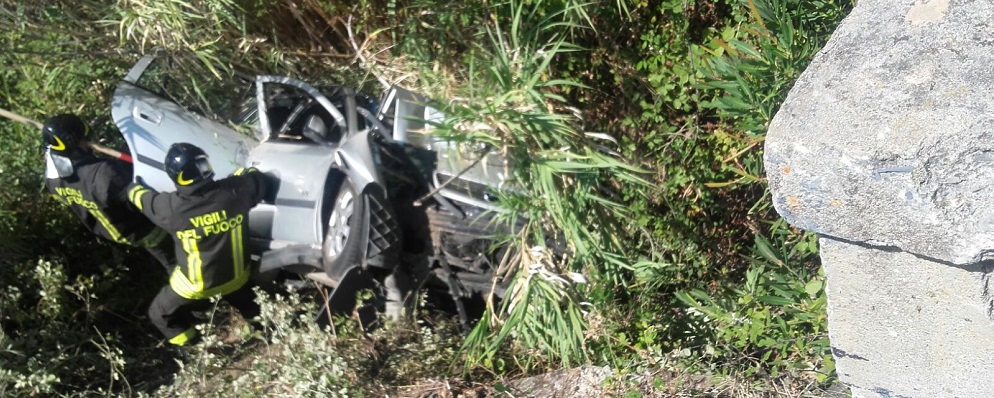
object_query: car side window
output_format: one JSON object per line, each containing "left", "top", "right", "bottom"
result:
{"left": 264, "top": 83, "right": 341, "bottom": 144}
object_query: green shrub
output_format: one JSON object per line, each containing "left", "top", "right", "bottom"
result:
{"left": 0, "top": 4, "right": 182, "bottom": 395}
{"left": 147, "top": 289, "right": 356, "bottom": 398}
{"left": 675, "top": 224, "right": 833, "bottom": 381}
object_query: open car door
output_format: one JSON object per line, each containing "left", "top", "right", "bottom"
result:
{"left": 110, "top": 54, "right": 257, "bottom": 191}
{"left": 245, "top": 76, "right": 354, "bottom": 246}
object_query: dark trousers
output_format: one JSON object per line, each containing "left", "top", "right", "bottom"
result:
{"left": 148, "top": 281, "right": 261, "bottom": 344}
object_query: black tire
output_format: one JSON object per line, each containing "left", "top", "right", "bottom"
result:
{"left": 322, "top": 177, "right": 402, "bottom": 280}
{"left": 322, "top": 178, "right": 364, "bottom": 280}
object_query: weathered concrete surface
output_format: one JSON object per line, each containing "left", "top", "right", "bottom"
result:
{"left": 821, "top": 239, "right": 994, "bottom": 397}
{"left": 766, "top": 0, "right": 994, "bottom": 265}
{"left": 764, "top": 0, "right": 994, "bottom": 396}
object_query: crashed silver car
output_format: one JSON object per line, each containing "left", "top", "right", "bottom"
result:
{"left": 110, "top": 53, "right": 512, "bottom": 321}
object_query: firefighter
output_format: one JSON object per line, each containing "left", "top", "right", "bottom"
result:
{"left": 42, "top": 113, "right": 174, "bottom": 270}
{"left": 127, "top": 142, "right": 271, "bottom": 346}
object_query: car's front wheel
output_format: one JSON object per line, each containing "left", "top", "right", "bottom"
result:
{"left": 323, "top": 178, "right": 364, "bottom": 279}
{"left": 322, "top": 177, "right": 401, "bottom": 280}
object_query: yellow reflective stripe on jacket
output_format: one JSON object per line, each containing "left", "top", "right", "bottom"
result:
{"left": 232, "top": 167, "right": 258, "bottom": 177}
{"left": 50, "top": 188, "right": 128, "bottom": 244}
{"left": 168, "top": 224, "right": 249, "bottom": 300}
{"left": 168, "top": 327, "right": 198, "bottom": 346}
{"left": 170, "top": 270, "right": 250, "bottom": 300}
{"left": 129, "top": 186, "right": 150, "bottom": 210}
{"left": 170, "top": 235, "right": 204, "bottom": 298}
{"left": 89, "top": 209, "right": 127, "bottom": 244}
{"left": 169, "top": 268, "right": 199, "bottom": 298}
{"left": 232, "top": 223, "right": 245, "bottom": 279}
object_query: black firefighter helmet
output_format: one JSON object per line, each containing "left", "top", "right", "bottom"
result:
{"left": 42, "top": 114, "right": 88, "bottom": 157}
{"left": 164, "top": 143, "right": 215, "bottom": 188}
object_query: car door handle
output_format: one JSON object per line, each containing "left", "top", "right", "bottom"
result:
{"left": 133, "top": 106, "right": 162, "bottom": 125}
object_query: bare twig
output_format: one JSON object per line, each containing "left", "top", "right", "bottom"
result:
{"left": 412, "top": 154, "right": 486, "bottom": 207}
{"left": 0, "top": 107, "right": 42, "bottom": 129}
{"left": 314, "top": 281, "right": 337, "bottom": 337}
{"left": 346, "top": 13, "right": 390, "bottom": 91}
{"left": 283, "top": 0, "right": 325, "bottom": 51}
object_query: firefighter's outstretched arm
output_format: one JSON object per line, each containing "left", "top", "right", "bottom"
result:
{"left": 232, "top": 167, "right": 273, "bottom": 204}
{"left": 127, "top": 180, "right": 170, "bottom": 225}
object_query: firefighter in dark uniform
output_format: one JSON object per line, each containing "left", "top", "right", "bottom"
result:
{"left": 127, "top": 142, "right": 271, "bottom": 346}
{"left": 42, "top": 114, "right": 174, "bottom": 270}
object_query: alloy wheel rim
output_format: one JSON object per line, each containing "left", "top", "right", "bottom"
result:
{"left": 326, "top": 189, "right": 354, "bottom": 258}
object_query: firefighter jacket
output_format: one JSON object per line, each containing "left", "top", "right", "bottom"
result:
{"left": 46, "top": 153, "right": 158, "bottom": 245}
{"left": 127, "top": 168, "right": 270, "bottom": 300}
